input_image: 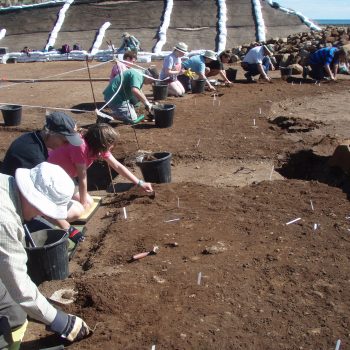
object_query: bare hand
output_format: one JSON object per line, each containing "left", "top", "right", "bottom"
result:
{"left": 141, "top": 182, "right": 153, "bottom": 193}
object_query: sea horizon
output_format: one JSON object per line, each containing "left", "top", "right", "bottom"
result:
{"left": 313, "top": 19, "right": 350, "bottom": 25}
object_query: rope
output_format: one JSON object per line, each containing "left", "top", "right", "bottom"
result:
{"left": 0, "top": 102, "right": 91, "bottom": 113}
{"left": 0, "top": 59, "right": 111, "bottom": 90}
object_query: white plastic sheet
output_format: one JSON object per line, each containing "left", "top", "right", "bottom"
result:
{"left": 263, "top": 0, "right": 321, "bottom": 31}
{"left": 153, "top": 0, "right": 173, "bottom": 53}
{"left": 91, "top": 22, "right": 111, "bottom": 55}
{"left": 216, "top": 0, "right": 227, "bottom": 53}
{"left": 44, "top": 0, "right": 74, "bottom": 51}
{"left": 0, "top": 0, "right": 65, "bottom": 12}
{"left": 0, "top": 29, "right": 6, "bottom": 41}
{"left": 252, "top": 0, "right": 266, "bottom": 42}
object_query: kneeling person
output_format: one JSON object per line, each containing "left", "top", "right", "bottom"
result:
{"left": 242, "top": 44, "right": 275, "bottom": 82}
{"left": 103, "top": 67, "right": 158, "bottom": 124}
{"left": 0, "top": 162, "right": 91, "bottom": 349}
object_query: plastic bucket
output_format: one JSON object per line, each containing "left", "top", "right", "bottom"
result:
{"left": 1, "top": 105, "right": 22, "bottom": 126}
{"left": 136, "top": 152, "right": 172, "bottom": 183}
{"left": 226, "top": 68, "right": 237, "bottom": 82}
{"left": 154, "top": 104, "right": 175, "bottom": 128}
{"left": 280, "top": 67, "right": 292, "bottom": 80}
{"left": 191, "top": 79, "right": 206, "bottom": 93}
{"left": 153, "top": 83, "right": 168, "bottom": 100}
{"left": 25, "top": 229, "right": 69, "bottom": 285}
{"left": 177, "top": 74, "right": 191, "bottom": 92}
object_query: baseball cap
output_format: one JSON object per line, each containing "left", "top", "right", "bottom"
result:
{"left": 45, "top": 112, "right": 82, "bottom": 146}
{"left": 15, "top": 162, "right": 75, "bottom": 220}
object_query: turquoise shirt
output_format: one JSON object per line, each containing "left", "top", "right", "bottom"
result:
{"left": 103, "top": 68, "right": 144, "bottom": 107}
{"left": 182, "top": 55, "right": 206, "bottom": 74}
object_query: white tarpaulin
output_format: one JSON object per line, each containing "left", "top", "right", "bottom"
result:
{"left": 153, "top": 0, "right": 173, "bottom": 53}
{"left": 216, "top": 0, "right": 227, "bottom": 53}
{"left": 44, "top": 0, "right": 74, "bottom": 51}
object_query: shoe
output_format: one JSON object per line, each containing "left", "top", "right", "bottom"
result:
{"left": 131, "top": 114, "right": 145, "bottom": 125}
{"left": 244, "top": 72, "right": 255, "bottom": 83}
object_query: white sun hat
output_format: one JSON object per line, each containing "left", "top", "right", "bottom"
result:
{"left": 203, "top": 50, "right": 217, "bottom": 61}
{"left": 15, "top": 162, "right": 74, "bottom": 220}
{"left": 174, "top": 42, "right": 188, "bottom": 54}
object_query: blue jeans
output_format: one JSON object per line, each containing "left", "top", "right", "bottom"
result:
{"left": 244, "top": 57, "right": 270, "bottom": 77}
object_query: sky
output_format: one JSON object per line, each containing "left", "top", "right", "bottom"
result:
{"left": 276, "top": 0, "right": 350, "bottom": 19}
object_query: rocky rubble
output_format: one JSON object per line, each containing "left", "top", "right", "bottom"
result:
{"left": 230, "top": 26, "right": 350, "bottom": 72}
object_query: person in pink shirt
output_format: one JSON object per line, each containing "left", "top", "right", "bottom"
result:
{"left": 110, "top": 50, "right": 137, "bottom": 82}
{"left": 48, "top": 123, "right": 153, "bottom": 216}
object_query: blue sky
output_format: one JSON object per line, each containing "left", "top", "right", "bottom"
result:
{"left": 276, "top": 0, "right": 350, "bottom": 19}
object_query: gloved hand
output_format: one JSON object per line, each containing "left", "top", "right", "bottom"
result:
{"left": 68, "top": 226, "right": 85, "bottom": 244}
{"left": 184, "top": 68, "right": 196, "bottom": 79}
{"left": 50, "top": 311, "right": 91, "bottom": 342}
{"left": 62, "top": 315, "right": 91, "bottom": 342}
{"left": 145, "top": 101, "right": 154, "bottom": 115}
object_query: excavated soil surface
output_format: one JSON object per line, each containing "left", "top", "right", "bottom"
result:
{"left": 1, "top": 61, "right": 350, "bottom": 349}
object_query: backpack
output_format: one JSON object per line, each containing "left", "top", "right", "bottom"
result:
{"left": 73, "top": 43, "right": 81, "bottom": 51}
{"left": 61, "top": 44, "right": 71, "bottom": 54}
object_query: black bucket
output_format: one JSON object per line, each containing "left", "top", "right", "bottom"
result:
{"left": 25, "top": 229, "right": 69, "bottom": 286}
{"left": 154, "top": 104, "right": 175, "bottom": 128}
{"left": 280, "top": 67, "right": 292, "bottom": 80}
{"left": 177, "top": 74, "right": 191, "bottom": 92}
{"left": 1, "top": 105, "right": 22, "bottom": 126}
{"left": 136, "top": 152, "right": 172, "bottom": 183}
{"left": 191, "top": 79, "right": 206, "bottom": 93}
{"left": 226, "top": 68, "right": 237, "bottom": 82}
{"left": 153, "top": 83, "right": 168, "bottom": 101}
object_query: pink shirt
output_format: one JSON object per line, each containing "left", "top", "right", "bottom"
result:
{"left": 48, "top": 137, "right": 111, "bottom": 178}
{"left": 110, "top": 61, "right": 128, "bottom": 82}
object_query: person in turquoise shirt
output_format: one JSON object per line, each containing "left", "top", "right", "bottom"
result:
{"left": 181, "top": 50, "right": 217, "bottom": 91}
{"left": 103, "top": 67, "right": 158, "bottom": 124}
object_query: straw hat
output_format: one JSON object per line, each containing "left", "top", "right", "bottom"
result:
{"left": 263, "top": 44, "right": 274, "bottom": 56}
{"left": 16, "top": 162, "right": 75, "bottom": 220}
{"left": 203, "top": 50, "right": 217, "bottom": 61}
{"left": 122, "top": 32, "right": 130, "bottom": 38}
{"left": 174, "top": 42, "right": 188, "bottom": 54}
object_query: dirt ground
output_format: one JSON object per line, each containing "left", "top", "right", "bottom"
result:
{"left": 1, "top": 60, "right": 350, "bottom": 350}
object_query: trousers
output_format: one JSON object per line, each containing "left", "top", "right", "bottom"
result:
{"left": 0, "top": 280, "right": 27, "bottom": 349}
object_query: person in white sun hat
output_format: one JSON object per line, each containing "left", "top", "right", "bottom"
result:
{"left": 180, "top": 49, "right": 217, "bottom": 91}
{"left": 159, "top": 42, "right": 189, "bottom": 96}
{"left": 0, "top": 162, "right": 91, "bottom": 349}
{"left": 241, "top": 44, "right": 275, "bottom": 82}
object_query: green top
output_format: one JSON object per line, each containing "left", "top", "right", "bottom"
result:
{"left": 103, "top": 68, "right": 144, "bottom": 107}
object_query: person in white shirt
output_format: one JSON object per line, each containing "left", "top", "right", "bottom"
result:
{"left": 0, "top": 162, "right": 91, "bottom": 349}
{"left": 159, "top": 42, "right": 188, "bottom": 96}
{"left": 241, "top": 44, "right": 275, "bottom": 82}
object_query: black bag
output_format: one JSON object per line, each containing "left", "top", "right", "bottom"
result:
{"left": 61, "top": 44, "right": 71, "bottom": 54}
{"left": 73, "top": 43, "right": 81, "bottom": 51}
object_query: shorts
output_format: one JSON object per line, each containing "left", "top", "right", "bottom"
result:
{"left": 206, "top": 60, "right": 223, "bottom": 71}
